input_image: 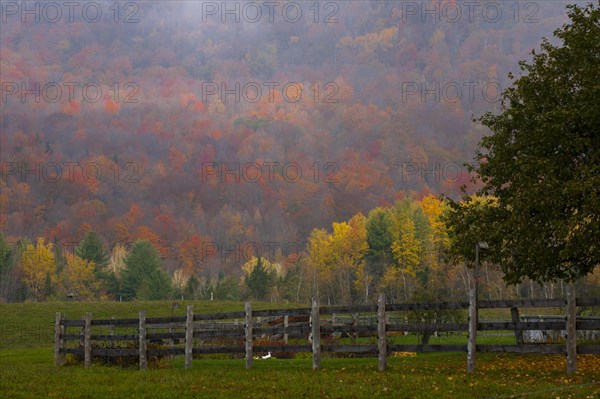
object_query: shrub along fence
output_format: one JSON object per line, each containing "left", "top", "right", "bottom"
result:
{"left": 55, "top": 295, "right": 599, "bottom": 374}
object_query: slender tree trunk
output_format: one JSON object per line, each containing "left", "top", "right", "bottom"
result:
{"left": 347, "top": 268, "right": 352, "bottom": 303}
{"left": 529, "top": 280, "right": 534, "bottom": 299}
{"left": 459, "top": 266, "right": 470, "bottom": 298}
{"left": 296, "top": 267, "right": 303, "bottom": 303}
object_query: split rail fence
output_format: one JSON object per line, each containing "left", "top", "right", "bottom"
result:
{"left": 55, "top": 295, "right": 599, "bottom": 374}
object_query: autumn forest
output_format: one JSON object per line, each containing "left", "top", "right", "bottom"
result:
{"left": 1, "top": 1, "right": 598, "bottom": 304}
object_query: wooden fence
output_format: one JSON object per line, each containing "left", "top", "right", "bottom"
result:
{"left": 54, "top": 295, "right": 600, "bottom": 374}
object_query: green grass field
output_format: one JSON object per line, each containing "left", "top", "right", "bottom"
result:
{"left": 0, "top": 301, "right": 598, "bottom": 398}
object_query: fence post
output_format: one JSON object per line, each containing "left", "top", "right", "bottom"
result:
{"left": 378, "top": 294, "right": 387, "bottom": 371}
{"left": 139, "top": 310, "right": 147, "bottom": 370}
{"left": 511, "top": 307, "right": 524, "bottom": 346}
{"left": 109, "top": 316, "right": 115, "bottom": 336}
{"left": 109, "top": 316, "right": 115, "bottom": 348}
{"left": 566, "top": 283, "right": 577, "bottom": 374}
{"left": 80, "top": 316, "right": 85, "bottom": 351}
{"left": 245, "top": 302, "right": 253, "bottom": 369}
{"left": 60, "top": 315, "right": 66, "bottom": 359}
{"left": 54, "top": 312, "right": 65, "bottom": 367}
{"left": 311, "top": 298, "right": 321, "bottom": 370}
{"left": 467, "top": 284, "right": 477, "bottom": 373}
{"left": 284, "top": 315, "right": 289, "bottom": 344}
{"left": 185, "top": 305, "right": 194, "bottom": 369}
{"left": 83, "top": 312, "right": 92, "bottom": 368}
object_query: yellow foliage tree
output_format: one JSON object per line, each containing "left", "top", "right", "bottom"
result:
{"left": 420, "top": 195, "right": 452, "bottom": 294}
{"left": 306, "top": 228, "right": 333, "bottom": 299}
{"left": 332, "top": 214, "right": 369, "bottom": 304}
{"left": 59, "top": 254, "right": 98, "bottom": 301}
{"left": 421, "top": 194, "right": 450, "bottom": 251}
{"left": 20, "top": 238, "right": 56, "bottom": 301}
{"left": 390, "top": 217, "right": 421, "bottom": 300}
{"left": 329, "top": 222, "right": 356, "bottom": 304}
{"left": 391, "top": 218, "right": 420, "bottom": 276}
{"left": 241, "top": 255, "right": 281, "bottom": 277}
{"left": 306, "top": 214, "right": 369, "bottom": 304}
{"left": 378, "top": 266, "right": 404, "bottom": 303}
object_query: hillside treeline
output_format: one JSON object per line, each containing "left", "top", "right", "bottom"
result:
{"left": 2, "top": 195, "right": 597, "bottom": 303}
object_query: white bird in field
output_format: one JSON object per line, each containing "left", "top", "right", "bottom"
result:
{"left": 261, "top": 352, "right": 272, "bottom": 359}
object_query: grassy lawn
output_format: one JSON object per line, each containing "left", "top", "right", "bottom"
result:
{"left": 0, "top": 347, "right": 598, "bottom": 398}
{"left": 0, "top": 301, "right": 598, "bottom": 398}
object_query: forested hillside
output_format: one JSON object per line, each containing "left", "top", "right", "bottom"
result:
{"left": 1, "top": 1, "right": 592, "bottom": 302}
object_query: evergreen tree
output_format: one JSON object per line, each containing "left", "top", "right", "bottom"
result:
{"left": 0, "top": 233, "right": 13, "bottom": 278}
{"left": 365, "top": 208, "right": 393, "bottom": 278}
{"left": 246, "top": 256, "right": 270, "bottom": 300}
{"left": 76, "top": 231, "right": 108, "bottom": 268}
{"left": 121, "top": 241, "right": 171, "bottom": 300}
{"left": 75, "top": 231, "right": 110, "bottom": 298}
{"left": 0, "top": 234, "right": 15, "bottom": 301}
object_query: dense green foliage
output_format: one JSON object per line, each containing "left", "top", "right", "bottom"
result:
{"left": 75, "top": 231, "right": 108, "bottom": 269}
{"left": 121, "top": 241, "right": 172, "bottom": 300}
{"left": 365, "top": 209, "right": 394, "bottom": 279}
{"left": 0, "top": 233, "right": 13, "bottom": 276}
{"left": 245, "top": 257, "right": 273, "bottom": 301}
{"left": 448, "top": 3, "right": 600, "bottom": 284}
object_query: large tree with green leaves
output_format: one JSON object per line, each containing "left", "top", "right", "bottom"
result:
{"left": 453, "top": 3, "right": 599, "bottom": 284}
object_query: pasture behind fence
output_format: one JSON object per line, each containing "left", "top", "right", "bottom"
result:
{"left": 55, "top": 295, "right": 600, "bottom": 374}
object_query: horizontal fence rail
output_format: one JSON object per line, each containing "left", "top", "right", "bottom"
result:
{"left": 54, "top": 296, "right": 600, "bottom": 373}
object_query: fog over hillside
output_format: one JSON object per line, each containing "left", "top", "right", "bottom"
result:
{"left": 0, "top": 1, "right": 582, "bottom": 274}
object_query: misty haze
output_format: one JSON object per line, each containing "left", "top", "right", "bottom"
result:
{"left": 0, "top": 1, "right": 598, "bottom": 398}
